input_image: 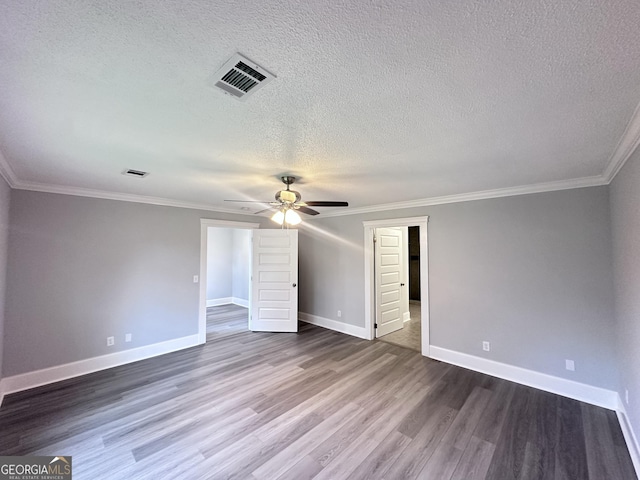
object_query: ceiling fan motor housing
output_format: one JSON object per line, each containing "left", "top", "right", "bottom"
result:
{"left": 277, "top": 190, "right": 300, "bottom": 203}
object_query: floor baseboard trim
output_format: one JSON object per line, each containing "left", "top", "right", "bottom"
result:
{"left": 429, "top": 346, "right": 618, "bottom": 410}
{"left": 232, "top": 297, "right": 249, "bottom": 308}
{"left": 617, "top": 397, "right": 640, "bottom": 477}
{"left": 207, "top": 297, "right": 233, "bottom": 307}
{"left": 299, "top": 312, "right": 369, "bottom": 340}
{"left": 206, "top": 297, "right": 248, "bottom": 308}
{"left": 0, "top": 334, "right": 201, "bottom": 401}
{"left": 0, "top": 378, "right": 5, "bottom": 408}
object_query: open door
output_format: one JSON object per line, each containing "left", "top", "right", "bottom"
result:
{"left": 250, "top": 229, "right": 299, "bottom": 332}
{"left": 375, "top": 227, "right": 405, "bottom": 337}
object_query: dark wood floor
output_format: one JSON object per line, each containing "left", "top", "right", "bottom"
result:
{"left": 0, "top": 304, "right": 636, "bottom": 479}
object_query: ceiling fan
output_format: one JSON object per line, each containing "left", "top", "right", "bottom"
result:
{"left": 225, "top": 176, "right": 349, "bottom": 225}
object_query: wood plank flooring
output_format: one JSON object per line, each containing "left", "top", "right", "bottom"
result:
{"left": 0, "top": 304, "right": 636, "bottom": 479}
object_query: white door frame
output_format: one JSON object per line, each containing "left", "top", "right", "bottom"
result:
{"left": 198, "top": 219, "right": 261, "bottom": 344}
{"left": 363, "top": 216, "right": 430, "bottom": 356}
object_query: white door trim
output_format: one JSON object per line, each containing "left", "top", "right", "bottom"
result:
{"left": 363, "top": 216, "right": 430, "bottom": 356}
{"left": 199, "top": 219, "right": 261, "bottom": 344}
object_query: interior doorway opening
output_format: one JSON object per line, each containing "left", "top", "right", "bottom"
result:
{"left": 204, "top": 226, "right": 252, "bottom": 341}
{"left": 376, "top": 226, "right": 422, "bottom": 352}
{"left": 363, "top": 216, "right": 429, "bottom": 357}
{"left": 198, "top": 219, "right": 260, "bottom": 344}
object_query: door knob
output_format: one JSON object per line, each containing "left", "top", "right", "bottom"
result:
{"left": 292, "top": 283, "right": 297, "bottom": 287}
{"left": 400, "top": 283, "right": 405, "bottom": 286}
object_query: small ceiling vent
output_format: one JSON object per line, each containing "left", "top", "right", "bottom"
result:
{"left": 122, "top": 168, "right": 149, "bottom": 178}
{"left": 211, "top": 53, "right": 275, "bottom": 101}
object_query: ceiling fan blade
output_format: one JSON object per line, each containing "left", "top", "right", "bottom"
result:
{"left": 224, "top": 200, "right": 273, "bottom": 203}
{"left": 297, "top": 206, "right": 320, "bottom": 216}
{"left": 253, "top": 207, "right": 275, "bottom": 215}
{"left": 304, "top": 201, "right": 349, "bottom": 207}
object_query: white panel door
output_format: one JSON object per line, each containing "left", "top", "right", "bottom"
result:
{"left": 375, "top": 227, "right": 404, "bottom": 337}
{"left": 250, "top": 229, "right": 298, "bottom": 332}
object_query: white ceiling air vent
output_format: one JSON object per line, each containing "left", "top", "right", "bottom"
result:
{"left": 211, "top": 53, "right": 275, "bottom": 101}
{"left": 122, "top": 168, "right": 149, "bottom": 178}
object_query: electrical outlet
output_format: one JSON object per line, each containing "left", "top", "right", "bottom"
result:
{"left": 193, "top": 275, "right": 199, "bottom": 283}
{"left": 482, "top": 341, "right": 490, "bottom": 352}
{"left": 125, "top": 333, "right": 132, "bottom": 343}
{"left": 565, "top": 359, "right": 575, "bottom": 371}
{"left": 107, "top": 336, "right": 115, "bottom": 347}
{"left": 337, "top": 310, "right": 342, "bottom": 318}
{"left": 626, "top": 389, "right": 629, "bottom": 405}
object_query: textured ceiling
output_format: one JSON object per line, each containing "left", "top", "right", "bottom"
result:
{"left": 1, "top": 0, "right": 640, "bottom": 214}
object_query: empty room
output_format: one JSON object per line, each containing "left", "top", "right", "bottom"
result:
{"left": 0, "top": 1, "right": 639, "bottom": 479}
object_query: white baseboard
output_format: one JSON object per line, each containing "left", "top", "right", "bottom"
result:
{"left": 429, "top": 346, "right": 618, "bottom": 410}
{"left": 617, "top": 396, "right": 640, "bottom": 477}
{"left": 0, "top": 334, "right": 200, "bottom": 405}
{"left": 207, "top": 297, "right": 233, "bottom": 307}
{"left": 206, "top": 297, "right": 248, "bottom": 308}
{"left": 232, "top": 297, "right": 249, "bottom": 308}
{"left": 299, "top": 312, "right": 369, "bottom": 340}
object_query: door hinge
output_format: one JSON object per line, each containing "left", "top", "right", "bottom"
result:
{"left": 373, "top": 235, "right": 377, "bottom": 243}
{"left": 374, "top": 323, "right": 378, "bottom": 329}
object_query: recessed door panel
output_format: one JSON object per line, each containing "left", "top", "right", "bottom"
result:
{"left": 381, "top": 289, "right": 400, "bottom": 305}
{"left": 259, "top": 253, "right": 290, "bottom": 265}
{"left": 259, "top": 289, "right": 291, "bottom": 301}
{"left": 259, "top": 271, "right": 290, "bottom": 283}
{"left": 381, "top": 271, "right": 400, "bottom": 285}
{"left": 259, "top": 236, "right": 291, "bottom": 248}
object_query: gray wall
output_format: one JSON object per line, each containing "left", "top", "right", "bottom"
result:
{"left": 610, "top": 148, "right": 640, "bottom": 441}
{"left": 0, "top": 176, "right": 10, "bottom": 379}
{"left": 207, "top": 228, "right": 234, "bottom": 300}
{"left": 231, "top": 229, "right": 251, "bottom": 301}
{"left": 0, "top": 182, "right": 623, "bottom": 398}
{"left": 299, "top": 186, "right": 617, "bottom": 389}
{"left": 206, "top": 227, "right": 251, "bottom": 302}
{"left": 4, "top": 190, "right": 263, "bottom": 377}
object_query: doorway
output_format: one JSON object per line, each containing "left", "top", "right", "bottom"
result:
{"left": 204, "top": 226, "right": 252, "bottom": 341}
{"left": 363, "top": 216, "right": 429, "bottom": 356}
{"left": 198, "top": 219, "right": 260, "bottom": 344}
{"left": 376, "top": 226, "right": 422, "bottom": 352}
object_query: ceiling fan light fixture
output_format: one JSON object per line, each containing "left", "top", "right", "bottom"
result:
{"left": 226, "top": 175, "right": 348, "bottom": 222}
{"left": 284, "top": 209, "right": 301, "bottom": 225}
{"left": 271, "top": 207, "right": 302, "bottom": 226}
{"left": 271, "top": 210, "right": 285, "bottom": 225}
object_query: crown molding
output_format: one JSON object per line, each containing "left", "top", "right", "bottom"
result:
{"left": 0, "top": 168, "right": 611, "bottom": 220}
{"left": 603, "top": 99, "right": 640, "bottom": 183}
{"left": 6, "top": 102, "right": 640, "bottom": 218}
{"left": 12, "top": 180, "right": 250, "bottom": 215}
{"left": 317, "top": 174, "right": 608, "bottom": 218}
{"left": 0, "top": 148, "right": 18, "bottom": 187}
